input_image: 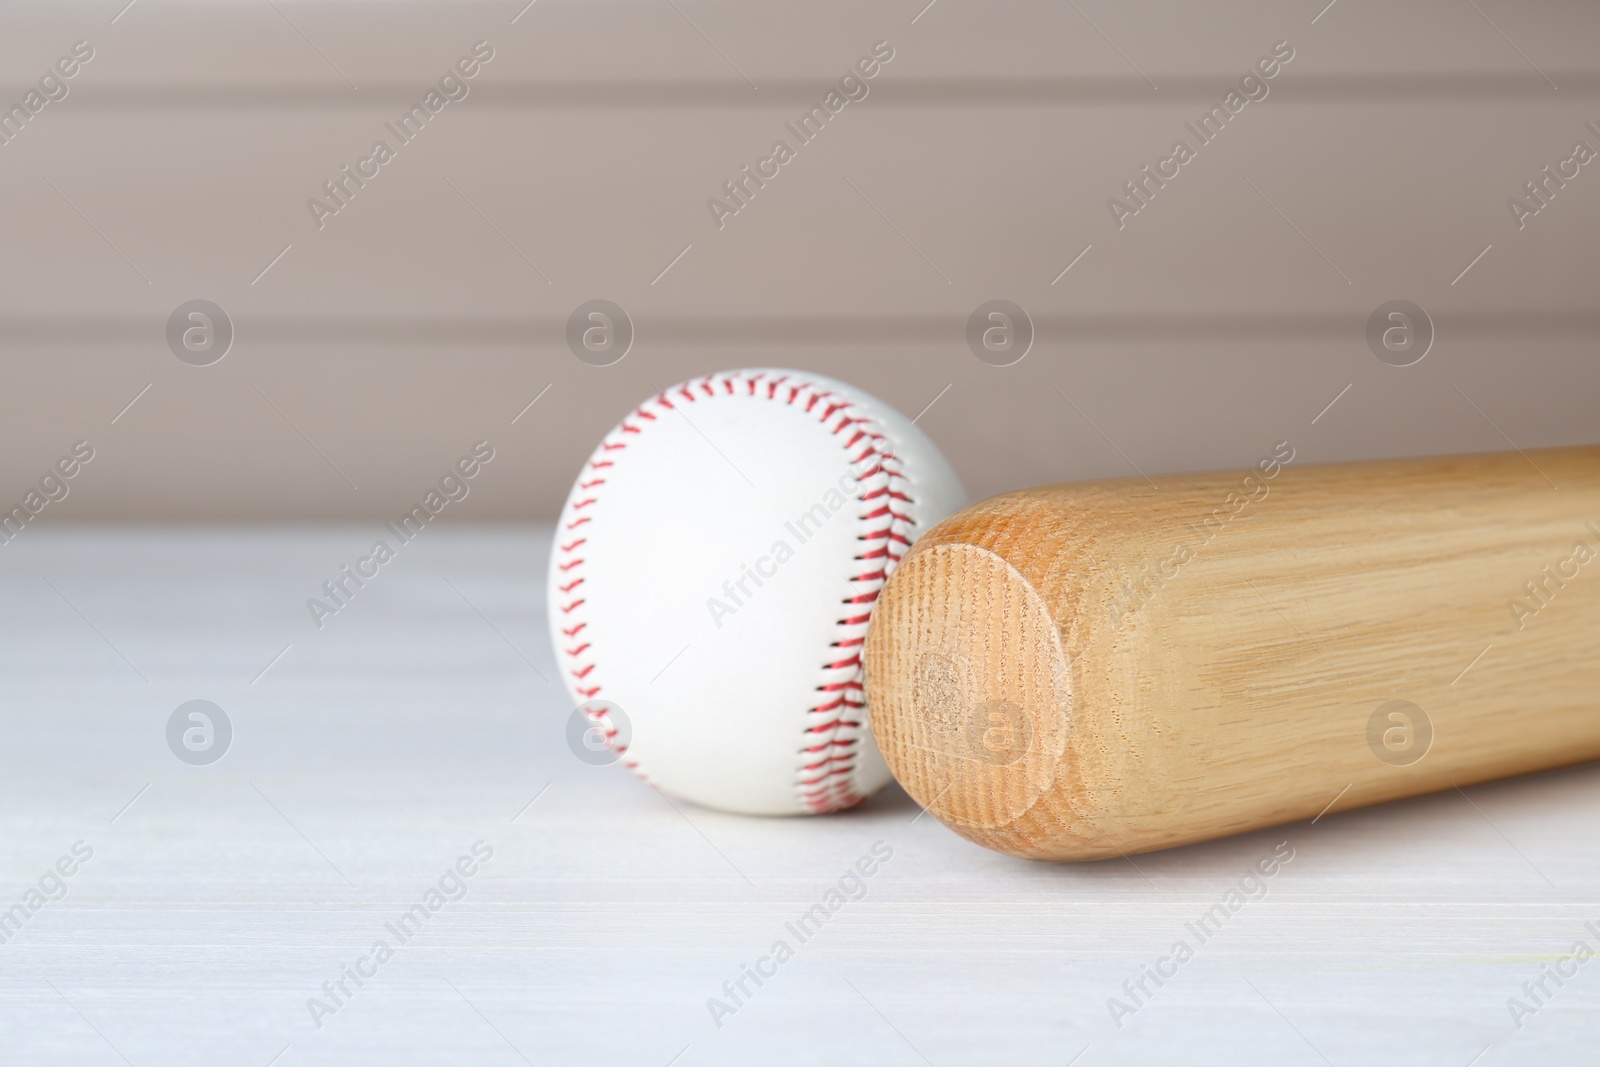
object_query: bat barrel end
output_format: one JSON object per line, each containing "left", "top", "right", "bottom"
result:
{"left": 867, "top": 540, "right": 1076, "bottom": 855}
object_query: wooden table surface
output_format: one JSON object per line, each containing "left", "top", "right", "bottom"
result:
{"left": 1, "top": 526, "right": 1594, "bottom": 1065}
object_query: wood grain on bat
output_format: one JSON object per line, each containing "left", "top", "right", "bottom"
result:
{"left": 865, "top": 446, "right": 1600, "bottom": 860}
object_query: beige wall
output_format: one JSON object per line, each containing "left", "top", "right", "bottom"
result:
{"left": 1, "top": 0, "right": 1597, "bottom": 521}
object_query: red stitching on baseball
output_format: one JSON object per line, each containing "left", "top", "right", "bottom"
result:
{"left": 555, "top": 371, "right": 920, "bottom": 813}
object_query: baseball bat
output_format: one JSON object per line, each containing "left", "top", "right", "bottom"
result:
{"left": 865, "top": 445, "right": 1600, "bottom": 860}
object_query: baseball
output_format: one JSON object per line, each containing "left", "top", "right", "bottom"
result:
{"left": 549, "top": 369, "right": 967, "bottom": 815}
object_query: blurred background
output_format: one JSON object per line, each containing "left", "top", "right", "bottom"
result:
{"left": 4, "top": 4, "right": 1600, "bottom": 1064}
{"left": 3, "top": 0, "right": 1597, "bottom": 523}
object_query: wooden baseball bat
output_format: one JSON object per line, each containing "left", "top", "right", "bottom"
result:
{"left": 865, "top": 445, "right": 1600, "bottom": 860}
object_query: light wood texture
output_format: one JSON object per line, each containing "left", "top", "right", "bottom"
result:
{"left": 4, "top": 525, "right": 1600, "bottom": 1063}
{"left": 867, "top": 446, "right": 1600, "bottom": 860}
{"left": 4, "top": 0, "right": 1600, "bottom": 520}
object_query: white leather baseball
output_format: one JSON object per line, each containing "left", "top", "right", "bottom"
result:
{"left": 549, "top": 369, "right": 967, "bottom": 815}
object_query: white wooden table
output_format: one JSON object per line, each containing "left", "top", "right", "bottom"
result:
{"left": 0, "top": 526, "right": 1594, "bottom": 1065}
